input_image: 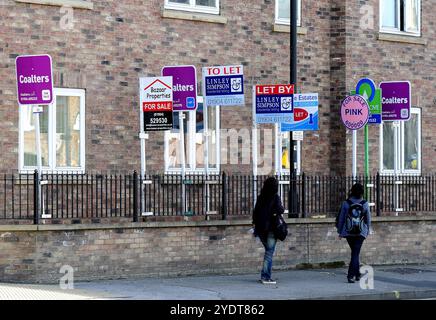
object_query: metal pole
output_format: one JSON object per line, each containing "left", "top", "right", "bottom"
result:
{"left": 34, "top": 107, "right": 44, "bottom": 217}
{"left": 289, "top": 0, "right": 298, "bottom": 218}
{"left": 364, "top": 124, "right": 369, "bottom": 199}
{"left": 394, "top": 120, "right": 399, "bottom": 215}
{"left": 352, "top": 129, "right": 357, "bottom": 181}
{"left": 179, "top": 112, "right": 186, "bottom": 214}
{"left": 139, "top": 83, "right": 146, "bottom": 215}
{"left": 203, "top": 99, "right": 210, "bottom": 214}
{"left": 133, "top": 171, "right": 139, "bottom": 222}
{"left": 252, "top": 86, "right": 258, "bottom": 206}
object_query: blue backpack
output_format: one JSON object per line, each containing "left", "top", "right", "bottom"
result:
{"left": 345, "top": 199, "right": 367, "bottom": 234}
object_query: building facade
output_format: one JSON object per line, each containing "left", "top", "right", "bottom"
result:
{"left": 0, "top": 0, "right": 435, "bottom": 177}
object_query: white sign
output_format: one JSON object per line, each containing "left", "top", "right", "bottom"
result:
{"left": 140, "top": 76, "right": 173, "bottom": 131}
{"left": 202, "top": 65, "right": 245, "bottom": 106}
{"left": 292, "top": 131, "right": 303, "bottom": 141}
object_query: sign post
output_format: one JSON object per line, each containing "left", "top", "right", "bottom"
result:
{"left": 162, "top": 66, "right": 197, "bottom": 215}
{"left": 16, "top": 54, "right": 54, "bottom": 220}
{"left": 352, "top": 78, "right": 381, "bottom": 198}
{"left": 139, "top": 76, "right": 174, "bottom": 215}
{"left": 202, "top": 65, "right": 244, "bottom": 211}
{"left": 340, "top": 95, "right": 370, "bottom": 181}
{"left": 380, "top": 81, "right": 411, "bottom": 214}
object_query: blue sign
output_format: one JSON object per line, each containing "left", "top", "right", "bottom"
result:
{"left": 281, "top": 93, "right": 319, "bottom": 131}
{"left": 255, "top": 84, "right": 294, "bottom": 124}
{"left": 202, "top": 65, "right": 245, "bottom": 106}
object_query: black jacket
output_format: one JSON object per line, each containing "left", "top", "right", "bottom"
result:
{"left": 252, "top": 194, "right": 285, "bottom": 241}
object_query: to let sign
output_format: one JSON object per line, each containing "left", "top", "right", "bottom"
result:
{"left": 140, "top": 76, "right": 173, "bottom": 131}
{"left": 202, "top": 65, "right": 244, "bottom": 106}
{"left": 340, "top": 95, "right": 369, "bottom": 130}
{"left": 380, "top": 81, "right": 411, "bottom": 121}
{"left": 16, "top": 54, "right": 53, "bottom": 105}
{"left": 255, "top": 84, "right": 294, "bottom": 124}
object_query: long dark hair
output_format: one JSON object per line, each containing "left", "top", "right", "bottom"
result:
{"left": 259, "top": 177, "right": 279, "bottom": 201}
{"left": 349, "top": 183, "right": 364, "bottom": 199}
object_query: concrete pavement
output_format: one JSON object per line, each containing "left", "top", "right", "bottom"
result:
{"left": 1, "top": 264, "right": 436, "bottom": 300}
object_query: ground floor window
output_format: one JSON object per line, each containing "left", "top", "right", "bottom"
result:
{"left": 164, "top": 97, "right": 220, "bottom": 173}
{"left": 19, "top": 88, "right": 86, "bottom": 173}
{"left": 275, "top": 126, "right": 301, "bottom": 175}
{"left": 380, "top": 107, "right": 421, "bottom": 175}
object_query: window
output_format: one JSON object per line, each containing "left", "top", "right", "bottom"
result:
{"left": 275, "top": 126, "right": 301, "bottom": 175}
{"left": 165, "top": 0, "right": 220, "bottom": 15}
{"left": 380, "top": 0, "right": 421, "bottom": 35}
{"left": 380, "top": 108, "right": 421, "bottom": 174}
{"left": 164, "top": 97, "right": 220, "bottom": 173}
{"left": 19, "top": 88, "right": 86, "bottom": 173}
{"left": 275, "top": 0, "right": 301, "bottom": 26}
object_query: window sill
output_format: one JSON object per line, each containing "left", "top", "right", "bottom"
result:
{"left": 273, "top": 24, "right": 307, "bottom": 35}
{"left": 378, "top": 32, "right": 426, "bottom": 45}
{"left": 15, "top": 0, "right": 93, "bottom": 9}
{"left": 161, "top": 9, "right": 227, "bottom": 24}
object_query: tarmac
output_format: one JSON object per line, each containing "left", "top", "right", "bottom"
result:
{"left": 0, "top": 264, "right": 436, "bottom": 300}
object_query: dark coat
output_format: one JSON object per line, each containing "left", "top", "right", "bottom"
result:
{"left": 252, "top": 194, "right": 285, "bottom": 241}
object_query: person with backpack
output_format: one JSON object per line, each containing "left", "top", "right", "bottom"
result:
{"left": 252, "top": 177, "right": 285, "bottom": 284}
{"left": 336, "top": 183, "right": 371, "bottom": 283}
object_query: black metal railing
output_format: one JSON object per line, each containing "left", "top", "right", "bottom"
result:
{"left": 0, "top": 171, "right": 435, "bottom": 223}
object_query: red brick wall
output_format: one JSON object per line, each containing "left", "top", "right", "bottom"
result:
{"left": 0, "top": 0, "right": 434, "bottom": 175}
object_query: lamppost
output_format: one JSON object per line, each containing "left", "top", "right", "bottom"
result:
{"left": 288, "top": 0, "right": 298, "bottom": 218}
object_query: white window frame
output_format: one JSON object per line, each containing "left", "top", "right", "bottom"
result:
{"left": 379, "top": 0, "right": 421, "bottom": 36}
{"left": 274, "top": 125, "right": 301, "bottom": 176}
{"left": 19, "top": 88, "right": 86, "bottom": 174}
{"left": 164, "top": 97, "right": 220, "bottom": 174}
{"left": 275, "top": 0, "right": 301, "bottom": 26}
{"left": 164, "top": 0, "right": 220, "bottom": 15}
{"left": 379, "top": 107, "right": 421, "bottom": 175}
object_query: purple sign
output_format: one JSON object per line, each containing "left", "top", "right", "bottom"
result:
{"left": 16, "top": 55, "right": 53, "bottom": 105}
{"left": 162, "top": 65, "right": 197, "bottom": 111}
{"left": 380, "top": 81, "right": 411, "bottom": 121}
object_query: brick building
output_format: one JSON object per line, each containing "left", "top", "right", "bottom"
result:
{"left": 0, "top": 0, "right": 435, "bottom": 177}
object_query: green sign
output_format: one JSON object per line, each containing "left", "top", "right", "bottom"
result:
{"left": 351, "top": 88, "right": 381, "bottom": 124}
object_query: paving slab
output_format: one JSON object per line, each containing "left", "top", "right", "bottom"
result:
{"left": 1, "top": 265, "right": 435, "bottom": 300}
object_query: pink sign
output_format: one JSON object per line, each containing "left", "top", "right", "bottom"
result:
{"left": 340, "top": 95, "right": 369, "bottom": 130}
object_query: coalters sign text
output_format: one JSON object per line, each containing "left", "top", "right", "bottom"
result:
{"left": 203, "top": 65, "right": 244, "bottom": 106}
{"left": 140, "top": 76, "right": 173, "bottom": 131}
{"left": 255, "top": 84, "right": 294, "bottom": 124}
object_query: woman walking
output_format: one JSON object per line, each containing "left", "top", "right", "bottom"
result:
{"left": 252, "top": 177, "right": 284, "bottom": 284}
{"left": 336, "top": 183, "right": 372, "bottom": 283}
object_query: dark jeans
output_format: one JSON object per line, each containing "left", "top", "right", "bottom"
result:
{"left": 260, "top": 232, "right": 277, "bottom": 280}
{"left": 346, "top": 236, "right": 365, "bottom": 279}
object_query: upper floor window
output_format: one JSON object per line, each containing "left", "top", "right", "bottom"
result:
{"left": 380, "top": 108, "right": 421, "bottom": 175}
{"left": 19, "top": 88, "right": 86, "bottom": 173}
{"left": 380, "top": 0, "right": 421, "bottom": 36}
{"left": 275, "top": 0, "right": 301, "bottom": 26}
{"left": 165, "top": 0, "right": 220, "bottom": 15}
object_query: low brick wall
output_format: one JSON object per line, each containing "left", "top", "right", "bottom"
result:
{"left": 0, "top": 216, "right": 435, "bottom": 283}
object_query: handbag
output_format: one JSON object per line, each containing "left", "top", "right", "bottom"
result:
{"left": 273, "top": 214, "right": 288, "bottom": 241}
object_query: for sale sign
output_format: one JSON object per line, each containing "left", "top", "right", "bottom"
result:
{"left": 254, "top": 84, "right": 294, "bottom": 124}
{"left": 202, "top": 65, "right": 244, "bottom": 106}
{"left": 140, "top": 76, "right": 173, "bottom": 131}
